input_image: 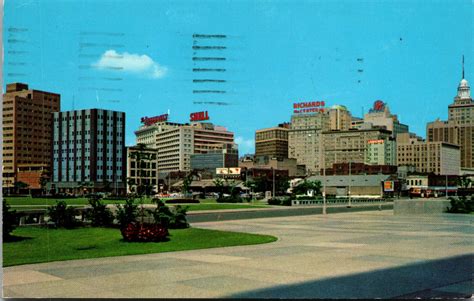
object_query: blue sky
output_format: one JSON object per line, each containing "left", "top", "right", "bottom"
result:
{"left": 4, "top": 0, "right": 473, "bottom": 154}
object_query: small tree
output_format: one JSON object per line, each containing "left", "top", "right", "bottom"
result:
{"left": 182, "top": 174, "right": 193, "bottom": 197}
{"left": 87, "top": 195, "right": 114, "bottom": 227}
{"left": 115, "top": 197, "right": 139, "bottom": 228}
{"left": 3, "top": 200, "right": 18, "bottom": 241}
{"left": 47, "top": 201, "right": 78, "bottom": 229}
{"left": 213, "top": 178, "right": 225, "bottom": 200}
{"left": 292, "top": 180, "right": 322, "bottom": 196}
{"left": 14, "top": 181, "right": 29, "bottom": 194}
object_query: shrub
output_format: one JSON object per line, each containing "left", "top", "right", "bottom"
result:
{"left": 165, "top": 198, "right": 200, "bottom": 204}
{"left": 115, "top": 198, "right": 139, "bottom": 228}
{"left": 149, "top": 200, "right": 190, "bottom": 229}
{"left": 47, "top": 201, "right": 78, "bottom": 229}
{"left": 120, "top": 222, "right": 169, "bottom": 242}
{"left": 3, "top": 200, "right": 18, "bottom": 241}
{"left": 268, "top": 197, "right": 292, "bottom": 206}
{"left": 447, "top": 196, "right": 474, "bottom": 213}
{"left": 149, "top": 200, "right": 174, "bottom": 228}
{"left": 172, "top": 205, "right": 190, "bottom": 229}
{"left": 216, "top": 196, "right": 243, "bottom": 203}
{"left": 87, "top": 197, "right": 114, "bottom": 227}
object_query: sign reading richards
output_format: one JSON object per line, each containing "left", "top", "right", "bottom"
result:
{"left": 293, "top": 101, "right": 326, "bottom": 114}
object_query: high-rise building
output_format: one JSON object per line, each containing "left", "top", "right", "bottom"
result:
{"left": 255, "top": 124, "right": 289, "bottom": 159}
{"left": 288, "top": 111, "right": 330, "bottom": 175}
{"left": 364, "top": 100, "right": 409, "bottom": 137}
{"left": 51, "top": 109, "right": 126, "bottom": 194}
{"left": 2, "top": 83, "right": 60, "bottom": 192}
{"left": 396, "top": 133, "right": 460, "bottom": 175}
{"left": 126, "top": 146, "right": 159, "bottom": 194}
{"left": 135, "top": 115, "right": 235, "bottom": 173}
{"left": 321, "top": 128, "right": 392, "bottom": 169}
{"left": 365, "top": 138, "right": 397, "bottom": 166}
{"left": 426, "top": 59, "right": 473, "bottom": 168}
{"left": 329, "top": 105, "right": 352, "bottom": 131}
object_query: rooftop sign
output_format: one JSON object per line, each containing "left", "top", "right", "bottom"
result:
{"left": 293, "top": 101, "right": 325, "bottom": 114}
{"left": 190, "top": 111, "right": 209, "bottom": 122}
{"left": 369, "top": 100, "right": 386, "bottom": 113}
{"left": 141, "top": 114, "right": 168, "bottom": 126}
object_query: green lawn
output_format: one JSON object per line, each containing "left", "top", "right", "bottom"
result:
{"left": 6, "top": 197, "right": 270, "bottom": 212}
{"left": 183, "top": 203, "right": 269, "bottom": 211}
{"left": 3, "top": 226, "right": 277, "bottom": 267}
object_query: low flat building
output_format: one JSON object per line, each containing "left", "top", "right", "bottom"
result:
{"left": 307, "top": 174, "right": 392, "bottom": 197}
{"left": 239, "top": 155, "right": 305, "bottom": 177}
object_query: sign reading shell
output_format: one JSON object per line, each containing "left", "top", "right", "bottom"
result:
{"left": 190, "top": 111, "right": 209, "bottom": 122}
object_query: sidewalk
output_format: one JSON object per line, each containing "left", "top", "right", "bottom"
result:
{"left": 3, "top": 211, "right": 472, "bottom": 298}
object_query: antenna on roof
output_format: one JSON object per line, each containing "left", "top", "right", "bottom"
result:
{"left": 462, "top": 55, "right": 465, "bottom": 79}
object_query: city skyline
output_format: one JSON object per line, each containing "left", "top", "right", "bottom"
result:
{"left": 4, "top": 0, "right": 472, "bottom": 155}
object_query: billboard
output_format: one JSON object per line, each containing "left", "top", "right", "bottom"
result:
{"left": 228, "top": 167, "right": 241, "bottom": 174}
{"left": 216, "top": 168, "right": 229, "bottom": 175}
{"left": 293, "top": 101, "right": 326, "bottom": 114}
{"left": 190, "top": 111, "right": 209, "bottom": 122}
{"left": 141, "top": 114, "right": 168, "bottom": 126}
{"left": 383, "top": 181, "right": 394, "bottom": 192}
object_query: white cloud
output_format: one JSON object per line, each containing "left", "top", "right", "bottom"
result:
{"left": 93, "top": 49, "right": 168, "bottom": 79}
{"left": 235, "top": 136, "right": 255, "bottom": 151}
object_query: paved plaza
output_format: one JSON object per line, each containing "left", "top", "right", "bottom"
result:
{"left": 2, "top": 210, "right": 473, "bottom": 298}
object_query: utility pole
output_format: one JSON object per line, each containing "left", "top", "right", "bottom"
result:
{"left": 348, "top": 161, "right": 352, "bottom": 208}
{"left": 319, "top": 131, "right": 327, "bottom": 215}
{"left": 272, "top": 167, "right": 275, "bottom": 198}
{"left": 445, "top": 174, "right": 448, "bottom": 198}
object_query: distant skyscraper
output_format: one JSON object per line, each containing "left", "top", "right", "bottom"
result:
{"left": 134, "top": 114, "right": 235, "bottom": 173}
{"left": 427, "top": 57, "right": 473, "bottom": 168}
{"left": 255, "top": 124, "right": 289, "bottom": 159}
{"left": 51, "top": 109, "right": 126, "bottom": 194}
{"left": 396, "top": 133, "right": 460, "bottom": 175}
{"left": 329, "top": 105, "right": 352, "bottom": 131}
{"left": 364, "top": 100, "right": 409, "bottom": 137}
{"left": 2, "top": 83, "right": 60, "bottom": 192}
{"left": 288, "top": 110, "right": 330, "bottom": 175}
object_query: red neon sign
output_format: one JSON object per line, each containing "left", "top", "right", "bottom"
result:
{"left": 190, "top": 111, "right": 209, "bottom": 122}
{"left": 141, "top": 114, "right": 168, "bottom": 126}
{"left": 293, "top": 101, "right": 326, "bottom": 114}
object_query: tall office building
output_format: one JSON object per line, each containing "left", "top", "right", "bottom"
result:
{"left": 2, "top": 83, "right": 60, "bottom": 192}
{"left": 135, "top": 115, "right": 235, "bottom": 173}
{"left": 322, "top": 128, "right": 392, "bottom": 169}
{"left": 288, "top": 112, "right": 330, "bottom": 175}
{"left": 364, "top": 100, "right": 409, "bottom": 137}
{"left": 365, "top": 138, "right": 397, "bottom": 166}
{"left": 396, "top": 133, "right": 460, "bottom": 175}
{"left": 427, "top": 59, "right": 473, "bottom": 168}
{"left": 255, "top": 123, "right": 289, "bottom": 159}
{"left": 329, "top": 105, "right": 352, "bottom": 131}
{"left": 51, "top": 109, "right": 126, "bottom": 194}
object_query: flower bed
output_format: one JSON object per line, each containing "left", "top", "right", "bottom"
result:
{"left": 120, "top": 222, "right": 169, "bottom": 242}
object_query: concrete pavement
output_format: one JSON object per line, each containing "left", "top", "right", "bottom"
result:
{"left": 2, "top": 210, "right": 473, "bottom": 298}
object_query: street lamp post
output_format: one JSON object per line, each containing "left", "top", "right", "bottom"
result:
{"left": 348, "top": 161, "right": 352, "bottom": 208}
{"left": 318, "top": 132, "right": 327, "bottom": 215}
{"left": 272, "top": 167, "right": 276, "bottom": 199}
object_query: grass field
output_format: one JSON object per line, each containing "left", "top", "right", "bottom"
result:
{"left": 5, "top": 197, "right": 270, "bottom": 212}
{"left": 3, "top": 226, "right": 277, "bottom": 267}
